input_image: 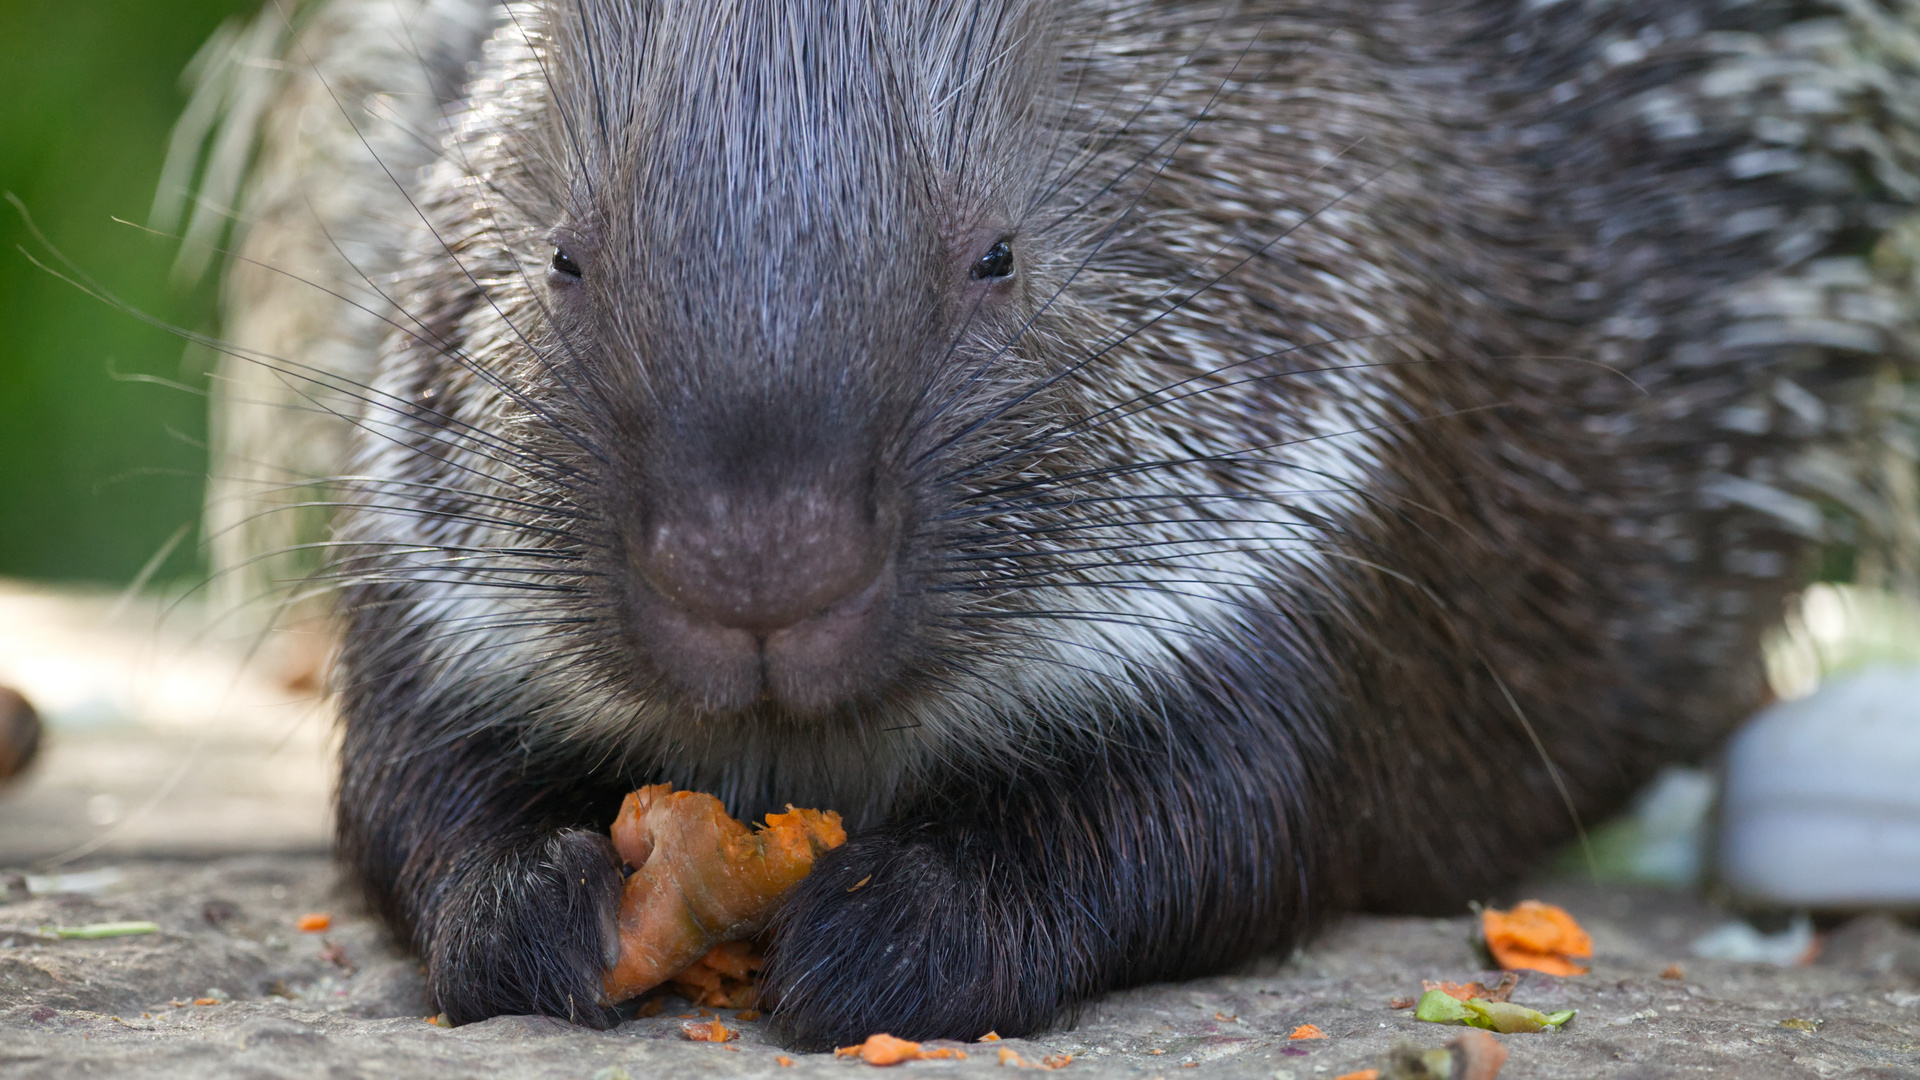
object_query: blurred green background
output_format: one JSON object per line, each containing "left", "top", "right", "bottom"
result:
{"left": 0, "top": 0, "right": 258, "bottom": 586}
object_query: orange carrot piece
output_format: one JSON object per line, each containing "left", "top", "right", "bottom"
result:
{"left": 834, "top": 1034, "right": 968, "bottom": 1066}
{"left": 602, "top": 785, "right": 845, "bottom": 1003}
{"left": 1481, "top": 901, "right": 1592, "bottom": 976}
{"left": 680, "top": 1018, "right": 736, "bottom": 1042}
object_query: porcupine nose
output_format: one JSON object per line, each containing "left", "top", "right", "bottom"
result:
{"left": 632, "top": 486, "right": 893, "bottom": 715}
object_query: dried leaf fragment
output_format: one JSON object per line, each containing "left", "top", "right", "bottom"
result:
{"left": 1480, "top": 901, "right": 1590, "bottom": 976}
{"left": 602, "top": 785, "right": 845, "bottom": 1002}
{"left": 1381, "top": 1029, "right": 1508, "bottom": 1080}
{"left": 1449, "top": 1029, "right": 1508, "bottom": 1080}
{"left": 1413, "top": 990, "right": 1573, "bottom": 1033}
{"left": 40, "top": 921, "right": 159, "bottom": 940}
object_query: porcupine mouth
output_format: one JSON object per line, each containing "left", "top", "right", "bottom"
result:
{"left": 624, "top": 545, "right": 905, "bottom": 718}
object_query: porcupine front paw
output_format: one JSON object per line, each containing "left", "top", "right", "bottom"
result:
{"left": 425, "top": 829, "right": 624, "bottom": 1028}
{"left": 761, "top": 827, "right": 1078, "bottom": 1049}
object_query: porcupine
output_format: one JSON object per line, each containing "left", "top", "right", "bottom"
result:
{"left": 161, "top": 0, "right": 1920, "bottom": 1049}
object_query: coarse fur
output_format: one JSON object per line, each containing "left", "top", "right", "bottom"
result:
{"left": 169, "top": 0, "right": 1920, "bottom": 1048}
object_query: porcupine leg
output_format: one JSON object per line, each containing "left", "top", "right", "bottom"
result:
{"left": 760, "top": 698, "right": 1320, "bottom": 1049}
{"left": 335, "top": 672, "right": 629, "bottom": 1028}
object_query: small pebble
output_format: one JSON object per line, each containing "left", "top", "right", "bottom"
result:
{"left": 0, "top": 685, "right": 42, "bottom": 783}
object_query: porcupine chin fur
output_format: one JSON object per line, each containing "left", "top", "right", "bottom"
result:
{"left": 172, "top": 0, "right": 1920, "bottom": 1049}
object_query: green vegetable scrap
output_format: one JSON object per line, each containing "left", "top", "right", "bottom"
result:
{"left": 1413, "top": 989, "right": 1574, "bottom": 1033}
{"left": 39, "top": 921, "right": 160, "bottom": 939}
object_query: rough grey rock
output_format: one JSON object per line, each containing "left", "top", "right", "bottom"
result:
{"left": 1720, "top": 666, "right": 1920, "bottom": 907}
{"left": 2, "top": 858, "right": 1917, "bottom": 1079}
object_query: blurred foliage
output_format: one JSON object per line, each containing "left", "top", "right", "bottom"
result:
{"left": 0, "top": 0, "right": 258, "bottom": 584}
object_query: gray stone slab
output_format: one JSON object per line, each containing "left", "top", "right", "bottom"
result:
{"left": 2, "top": 857, "right": 1917, "bottom": 1079}
{"left": 0, "top": 580, "right": 332, "bottom": 863}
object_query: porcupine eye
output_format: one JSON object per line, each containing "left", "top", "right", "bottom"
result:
{"left": 971, "top": 240, "right": 1014, "bottom": 280}
{"left": 550, "top": 246, "right": 583, "bottom": 279}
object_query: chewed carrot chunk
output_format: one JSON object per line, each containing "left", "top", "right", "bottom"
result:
{"left": 835, "top": 1034, "right": 968, "bottom": 1065}
{"left": 1482, "top": 900, "right": 1592, "bottom": 976}
{"left": 602, "top": 785, "right": 846, "bottom": 1003}
{"left": 681, "top": 1018, "right": 736, "bottom": 1042}
{"left": 669, "top": 941, "right": 763, "bottom": 1009}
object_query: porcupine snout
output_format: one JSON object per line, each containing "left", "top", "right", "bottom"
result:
{"left": 625, "top": 453, "right": 902, "bottom": 714}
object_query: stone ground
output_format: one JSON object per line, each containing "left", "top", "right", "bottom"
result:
{"left": 2, "top": 861, "right": 1919, "bottom": 1079}
{"left": 1, "top": 580, "right": 1918, "bottom": 1078}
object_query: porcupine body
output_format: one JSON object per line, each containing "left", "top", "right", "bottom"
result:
{"left": 172, "top": 0, "right": 1920, "bottom": 1048}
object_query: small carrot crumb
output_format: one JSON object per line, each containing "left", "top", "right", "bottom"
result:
{"left": 862, "top": 1033, "right": 920, "bottom": 1065}
{"left": 1481, "top": 900, "right": 1592, "bottom": 977}
{"left": 1148, "top": 1048, "right": 1165, "bottom": 1055}
{"left": 1181, "top": 1064, "right": 1198, "bottom": 1070}
{"left": 995, "top": 1046, "right": 1068, "bottom": 1070}
{"left": 681, "top": 1019, "right": 735, "bottom": 1042}
{"left": 1335, "top": 1071, "right": 1381, "bottom": 1080}
{"left": 836, "top": 1033, "right": 965, "bottom": 1065}
{"left": 296, "top": 913, "right": 331, "bottom": 932}
{"left": 1288, "top": 1023, "right": 1326, "bottom": 1040}
{"left": 1214, "top": 1011, "right": 1237, "bottom": 1022}
{"left": 1661, "top": 964, "right": 1685, "bottom": 980}
{"left": 776, "top": 1056, "right": 793, "bottom": 1067}
{"left": 193, "top": 998, "right": 220, "bottom": 1007}
{"left": 1422, "top": 972, "right": 1518, "bottom": 1003}
{"left": 980, "top": 1031, "right": 1002, "bottom": 1041}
